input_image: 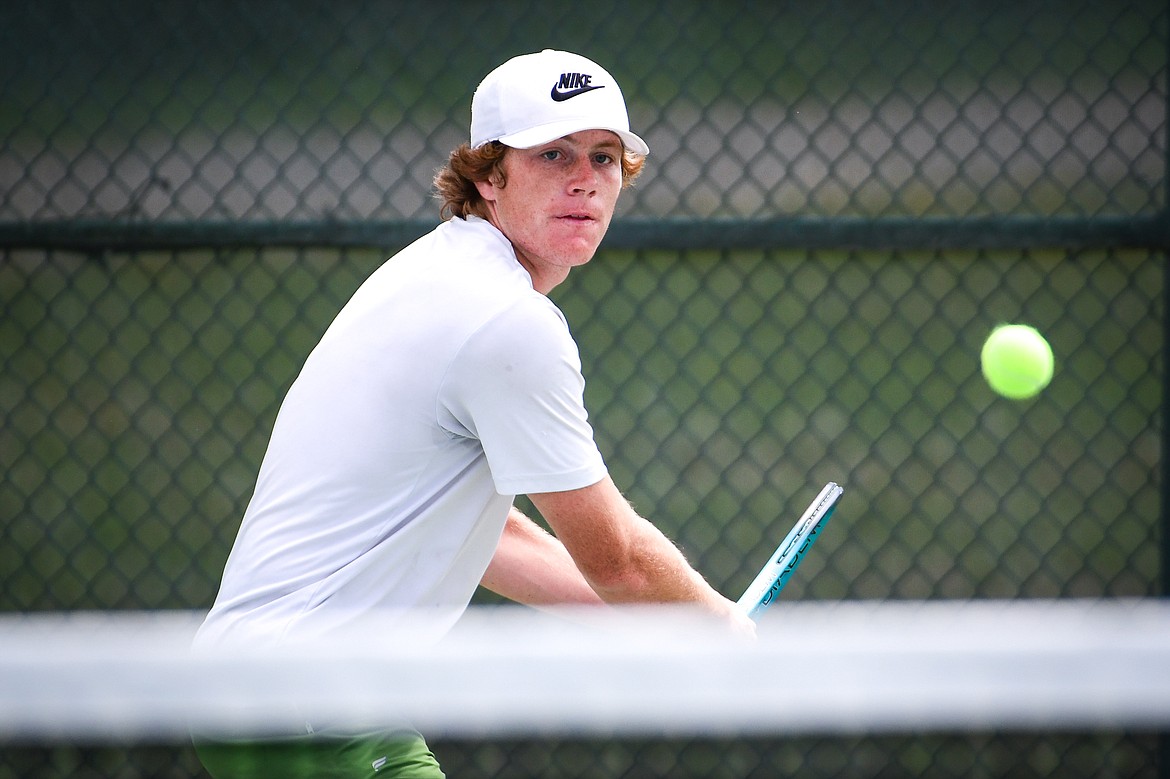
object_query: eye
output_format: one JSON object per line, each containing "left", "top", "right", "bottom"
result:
{"left": 593, "top": 152, "right": 615, "bottom": 165}
{"left": 540, "top": 149, "right": 563, "bottom": 162}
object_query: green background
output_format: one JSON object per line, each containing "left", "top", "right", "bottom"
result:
{"left": 1, "top": 1, "right": 1165, "bottom": 776}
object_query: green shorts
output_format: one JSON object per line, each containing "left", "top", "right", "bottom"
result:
{"left": 193, "top": 730, "right": 445, "bottom": 779}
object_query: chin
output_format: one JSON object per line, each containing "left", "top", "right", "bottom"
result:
{"left": 551, "top": 238, "right": 602, "bottom": 266}
{"left": 570, "top": 245, "right": 603, "bottom": 266}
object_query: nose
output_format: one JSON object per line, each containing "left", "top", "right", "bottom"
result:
{"left": 566, "top": 155, "right": 597, "bottom": 194}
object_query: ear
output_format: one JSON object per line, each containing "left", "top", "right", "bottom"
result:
{"left": 474, "top": 177, "right": 498, "bottom": 203}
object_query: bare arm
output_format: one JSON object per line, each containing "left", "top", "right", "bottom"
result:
{"left": 530, "top": 475, "right": 754, "bottom": 635}
{"left": 480, "top": 506, "right": 605, "bottom": 606}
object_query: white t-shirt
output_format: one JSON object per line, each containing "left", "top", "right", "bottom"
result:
{"left": 196, "top": 216, "right": 607, "bottom": 647}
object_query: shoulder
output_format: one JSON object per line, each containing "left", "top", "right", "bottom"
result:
{"left": 430, "top": 216, "right": 515, "bottom": 266}
{"left": 429, "top": 218, "right": 574, "bottom": 343}
{"left": 462, "top": 294, "right": 576, "bottom": 374}
{"left": 441, "top": 283, "right": 582, "bottom": 407}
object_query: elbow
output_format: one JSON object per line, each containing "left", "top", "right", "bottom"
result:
{"left": 576, "top": 551, "right": 653, "bottom": 601}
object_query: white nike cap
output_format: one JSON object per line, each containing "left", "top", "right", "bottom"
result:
{"left": 470, "top": 49, "right": 650, "bottom": 155}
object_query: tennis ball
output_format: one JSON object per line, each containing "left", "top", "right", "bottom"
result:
{"left": 980, "top": 324, "right": 1054, "bottom": 399}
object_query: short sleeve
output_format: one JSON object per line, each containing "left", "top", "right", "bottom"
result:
{"left": 438, "top": 298, "right": 607, "bottom": 495}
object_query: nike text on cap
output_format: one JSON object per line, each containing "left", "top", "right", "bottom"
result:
{"left": 470, "top": 49, "right": 650, "bottom": 156}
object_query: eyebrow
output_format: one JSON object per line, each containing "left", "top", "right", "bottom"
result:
{"left": 553, "top": 132, "right": 623, "bottom": 153}
{"left": 583, "top": 139, "right": 623, "bottom": 157}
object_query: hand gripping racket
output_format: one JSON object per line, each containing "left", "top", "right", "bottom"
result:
{"left": 737, "top": 482, "right": 843, "bottom": 619}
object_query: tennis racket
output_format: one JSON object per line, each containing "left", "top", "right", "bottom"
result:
{"left": 737, "top": 482, "right": 843, "bottom": 619}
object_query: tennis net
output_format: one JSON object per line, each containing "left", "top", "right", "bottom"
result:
{"left": 1, "top": 599, "right": 1167, "bottom": 776}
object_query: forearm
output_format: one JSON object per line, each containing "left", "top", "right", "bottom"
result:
{"left": 480, "top": 507, "right": 605, "bottom": 607}
{"left": 580, "top": 513, "right": 724, "bottom": 608}
{"left": 531, "top": 477, "right": 733, "bottom": 612}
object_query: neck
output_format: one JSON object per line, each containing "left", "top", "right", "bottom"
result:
{"left": 479, "top": 210, "right": 569, "bottom": 296}
{"left": 513, "top": 248, "right": 569, "bottom": 295}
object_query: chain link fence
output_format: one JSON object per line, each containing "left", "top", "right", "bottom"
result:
{"left": 2, "top": 0, "right": 1166, "bottom": 776}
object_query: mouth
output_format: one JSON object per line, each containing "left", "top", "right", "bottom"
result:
{"left": 557, "top": 212, "right": 598, "bottom": 223}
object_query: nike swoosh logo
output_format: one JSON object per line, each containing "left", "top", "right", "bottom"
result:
{"left": 550, "top": 84, "right": 605, "bottom": 102}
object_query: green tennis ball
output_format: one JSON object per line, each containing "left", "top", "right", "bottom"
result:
{"left": 980, "top": 324, "right": 1054, "bottom": 399}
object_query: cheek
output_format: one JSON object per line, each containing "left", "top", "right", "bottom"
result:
{"left": 499, "top": 194, "right": 537, "bottom": 234}
{"left": 501, "top": 185, "right": 548, "bottom": 229}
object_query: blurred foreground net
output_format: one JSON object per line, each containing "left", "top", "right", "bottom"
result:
{"left": 1, "top": 600, "right": 1167, "bottom": 777}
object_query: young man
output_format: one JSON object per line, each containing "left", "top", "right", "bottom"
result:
{"left": 195, "top": 49, "right": 754, "bottom": 778}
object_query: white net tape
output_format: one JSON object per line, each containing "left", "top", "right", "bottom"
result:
{"left": 2, "top": 599, "right": 1168, "bottom": 742}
